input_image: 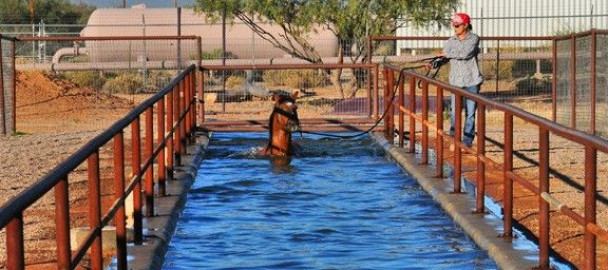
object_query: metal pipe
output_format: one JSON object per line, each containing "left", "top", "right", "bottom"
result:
{"left": 55, "top": 176, "right": 71, "bottom": 269}
{"left": 167, "top": 88, "right": 175, "bottom": 179}
{"left": 421, "top": 81, "right": 429, "bottom": 164}
{"left": 131, "top": 118, "right": 143, "bottom": 244}
{"left": 408, "top": 76, "right": 416, "bottom": 153}
{"left": 157, "top": 97, "right": 166, "bottom": 196}
{"left": 398, "top": 73, "right": 405, "bottom": 148}
{"left": 87, "top": 151, "right": 103, "bottom": 270}
{"left": 436, "top": 86, "right": 444, "bottom": 178}
{"left": 145, "top": 107, "right": 154, "bottom": 217}
{"left": 584, "top": 146, "right": 597, "bottom": 270}
{"left": 113, "top": 132, "right": 127, "bottom": 269}
{"left": 552, "top": 38, "right": 557, "bottom": 122}
{"left": 453, "top": 93, "right": 462, "bottom": 193}
{"left": 6, "top": 215, "right": 25, "bottom": 270}
{"left": 475, "top": 104, "right": 486, "bottom": 213}
{"left": 503, "top": 113, "right": 514, "bottom": 237}
{"left": 590, "top": 32, "right": 596, "bottom": 134}
{"left": 570, "top": 33, "right": 576, "bottom": 129}
{"left": 538, "top": 128, "right": 550, "bottom": 269}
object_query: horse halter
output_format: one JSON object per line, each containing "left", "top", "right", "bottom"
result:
{"left": 270, "top": 96, "right": 300, "bottom": 132}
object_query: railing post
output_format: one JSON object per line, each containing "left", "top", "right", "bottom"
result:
{"left": 453, "top": 93, "right": 462, "bottom": 193}
{"left": 158, "top": 97, "right": 167, "bottom": 196}
{"left": 55, "top": 176, "right": 71, "bottom": 270}
{"left": 131, "top": 117, "right": 143, "bottom": 244}
{"left": 552, "top": 38, "right": 557, "bottom": 122}
{"left": 475, "top": 104, "right": 486, "bottom": 213}
{"left": 387, "top": 69, "right": 395, "bottom": 144}
{"left": 145, "top": 107, "right": 154, "bottom": 217}
{"left": 382, "top": 67, "right": 389, "bottom": 140}
{"left": 408, "top": 76, "right": 416, "bottom": 153}
{"left": 167, "top": 87, "right": 175, "bottom": 179}
{"left": 180, "top": 80, "right": 188, "bottom": 155}
{"left": 174, "top": 84, "right": 182, "bottom": 166}
{"left": 538, "top": 127, "right": 550, "bottom": 269}
{"left": 87, "top": 151, "right": 103, "bottom": 270}
{"left": 436, "top": 86, "right": 444, "bottom": 178}
{"left": 185, "top": 73, "right": 192, "bottom": 138}
{"left": 421, "top": 80, "right": 429, "bottom": 164}
{"left": 113, "top": 132, "right": 127, "bottom": 270}
{"left": 6, "top": 215, "right": 25, "bottom": 270}
{"left": 374, "top": 65, "right": 379, "bottom": 121}
{"left": 398, "top": 71, "right": 405, "bottom": 148}
{"left": 502, "top": 113, "right": 514, "bottom": 237}
{"left": 198, "top": 67, "right": 205, "bottom": 125}
{"left": 584, "top": 145, "right": 597, "bottom": 270}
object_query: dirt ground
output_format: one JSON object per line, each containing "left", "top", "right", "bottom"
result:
{"left": 0, "top": 70, "right": 606, "bottom": 269}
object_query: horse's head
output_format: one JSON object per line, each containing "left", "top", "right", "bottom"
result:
{"left": 270, "top": 91, "right": 300, "bottom": 133}
{"left": 264, "top": 91, "right": 301, "bottom": 160}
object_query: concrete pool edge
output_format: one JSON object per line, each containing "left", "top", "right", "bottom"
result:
{"left": 125, "top": 131, "right": 210, "bottom": 270}
{"left": 371, "top": 133, "right": 539, "bottom": 270}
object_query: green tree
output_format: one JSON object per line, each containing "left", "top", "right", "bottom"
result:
{"left": 194, "top": 0, "right": 459, "bottom": 98}
{"left": 0, "top": 0, "right": 94, "bottom": 24}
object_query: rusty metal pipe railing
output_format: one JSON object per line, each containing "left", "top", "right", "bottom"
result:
{"left": 383, "top": 62, "right": 608, "bottom": 269}
{"left": 0, "top": 64, "right": 198, "bottom": 269}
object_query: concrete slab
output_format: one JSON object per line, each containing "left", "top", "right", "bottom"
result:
{"left": 371, "top": 133, "right": 540, "bottom": 270}
{"left": 120, "top": 132, "right": 209, "bottom": 270}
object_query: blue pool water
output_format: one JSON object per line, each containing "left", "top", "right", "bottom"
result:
{"left": 163, "top": 133, "right": 497, "bottom": 269}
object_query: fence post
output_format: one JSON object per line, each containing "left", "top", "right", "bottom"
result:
{"left": 475, "top": 104, "right": 486, "bottom": 213}
{"left": 55, "top": 176, "right": 71, "bottom": 270}
{"left": 158, "top": 97, "right": 166, "bottom": 196}
{"left": 387, "top": 69, "right": 395, "bottom": 144}
{"left": 6, "top": 215, "right": 25, "bottom": 270}
{"left": 167, "top": 87, "right": 175, "bottom": 179}
{"left": 145, "top": 107, "right": 154, "bottom": 217}
{"left": 382, "top": 67, "right": 389, "bottom": 139}
{"left": 590, "top": 32, "right": 596, "bottom": 135}
{"left": 538, "top": 128, "right": 550, "bottom": 269}
{"left": 398, "top": 71, "right": 405, "bottom": 148}
{"left": 87, "top": 151, "right": 103, "bottom": 270}
{"left": 584, "top": 145, "right": 597, "bottom": 270}
{"left": 408, "top": 76, "right": 416, "bottom": 153}
{"left": 436, "top": 86, "right": 444, "bottom": 178}
{"left": 453, "top": 93, "right": 462, "bottom": 193}
{"left": 421, "top": 80, "right": 429, "bottom": 164}
{"left": 570, "top": 33, "right": 576, "bottom": 129}
{"left": 502, "top": 113, "right": 514, "bottom": 237}
{"left": 113, "top": 132, "right": 128, "bottom": 269}
{"left": 131, "top": 117, "right": 143, "bottom": 244}
{"left": 0, "top": 37, "right": 4, "bottom": 135}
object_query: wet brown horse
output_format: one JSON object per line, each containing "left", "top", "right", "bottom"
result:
{"left": 262, "top": 91, "right": 301, "bottom": 165}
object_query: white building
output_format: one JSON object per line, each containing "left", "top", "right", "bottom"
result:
{"left": 396, "top": 0, "right": 608, "bottom": 53}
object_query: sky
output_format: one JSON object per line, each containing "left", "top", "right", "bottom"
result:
{"left": 69, "top": 0, "right": 195, "bottom": 8}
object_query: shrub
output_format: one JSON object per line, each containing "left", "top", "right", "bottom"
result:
{"left": 225, "top": 75, "right": 245, "bottom": 89}
{"left": 102, "top": 72, "right": 143, "bottom": 94}
{"left": 62, "top": 71, "right": 105, "bottom": 91}
{"left": 263, "top": 70, "right": 326, "bottom": 89}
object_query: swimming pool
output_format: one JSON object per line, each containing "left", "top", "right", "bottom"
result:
{"left": 163, "top": 132, "right": 497, "bottom": 269}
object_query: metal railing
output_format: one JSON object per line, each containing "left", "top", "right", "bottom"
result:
{"left": 199, "top": 63, "right": 382, "bottom": 132}
{"left": 0, "top": 64, "right": 198, "bottom": 269}
{"left": 382, "top": 63, "right": 608, "bottom": 270}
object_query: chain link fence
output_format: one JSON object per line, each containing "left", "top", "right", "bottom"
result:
{"left": 555, "top": 30, "right": 608, "bottom": 138}
{"left": 0, "top": 36, "right": 15, "bottom": 135}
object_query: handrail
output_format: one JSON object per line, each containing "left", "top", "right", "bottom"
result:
{"left": 0, "top": 64, "right": 195, "bottom": 228}
{"left": 0, "top": 64, "right": 198, "bottom": 269}
{"left": 382, "top": 62, "right": 608, "bottom": 269}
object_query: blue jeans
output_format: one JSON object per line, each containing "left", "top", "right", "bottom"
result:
{"left": 449, "top": 84, "right": 480, "bottom": 147}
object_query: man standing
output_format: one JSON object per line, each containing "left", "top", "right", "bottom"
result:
{"left": 431, "top": 13, "right": 483, "bottom": 149}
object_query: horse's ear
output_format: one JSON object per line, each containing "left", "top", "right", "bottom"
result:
{"left": 291, "top": 91, "right": 299, "bottom": 100}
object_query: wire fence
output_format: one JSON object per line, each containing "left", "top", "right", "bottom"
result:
{"left": 0, "top": 36, "right": 15, "bottom": 135}
{"left": 555, "top": 30, "right": 608, "bottom": 138}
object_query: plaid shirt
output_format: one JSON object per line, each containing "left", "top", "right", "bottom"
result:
{"left": 443, "top": 32, "right": 483, "bottom": 87}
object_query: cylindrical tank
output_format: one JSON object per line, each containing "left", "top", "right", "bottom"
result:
{"left": 81, "top": 6, "right": 339, "bottom": 62}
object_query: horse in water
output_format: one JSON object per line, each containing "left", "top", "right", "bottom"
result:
{"left": 263, "top": 91, "right": 301, "bottom": 165}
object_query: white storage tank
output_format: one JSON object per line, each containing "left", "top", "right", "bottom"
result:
{"left": 80, "top": 5, "right": 339, "bottom": 63}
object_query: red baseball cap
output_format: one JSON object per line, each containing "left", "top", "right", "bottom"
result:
{"left": 450, "top": 13, "right": 471, "bottom": 26}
